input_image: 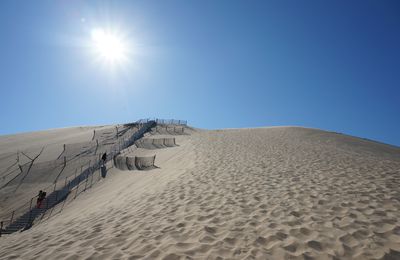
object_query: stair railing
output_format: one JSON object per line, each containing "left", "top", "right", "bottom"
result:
{"left": 0, "top": 119, "right": 176, "bottom": 234}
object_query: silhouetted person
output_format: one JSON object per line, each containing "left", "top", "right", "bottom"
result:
{"left": 36, "top": 190, "right": 42, "bottom": 208}
{"left": 101, "top": 152, "right": 107, "bottom": 167}
{"left": 36, "top": 190, "right": 46, "bottom": 208}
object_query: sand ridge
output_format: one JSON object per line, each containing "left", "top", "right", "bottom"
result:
{"left": 0, "top": 127, "right": 400, "bottom": 259}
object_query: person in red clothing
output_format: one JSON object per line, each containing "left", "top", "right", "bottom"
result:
{"left": 36, "top": 190, "right": 44, "bottom": 208}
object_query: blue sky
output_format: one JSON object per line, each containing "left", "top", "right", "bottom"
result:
{"left": 0, "top": 1, "right": 399, "bottom": 147}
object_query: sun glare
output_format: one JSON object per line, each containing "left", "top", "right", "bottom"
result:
{"left": 90, "top": 28, "right": 128, "bottom": 66}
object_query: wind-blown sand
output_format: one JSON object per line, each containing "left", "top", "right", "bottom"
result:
{"left": 1, "top": 126, "right": 400, "bottom": 259}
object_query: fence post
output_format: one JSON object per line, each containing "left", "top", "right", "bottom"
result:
{"left": 90, "top": 169, "right": 94, "bottom": 188}
{"left": 10, "top": 211, "right": 14, "bottom": 224}
{"left": 0, "top": 221, "right": 2, "bottom": 237}
{"left": 84, "top": 170, "right": 89, "bottom": 191}
{"left": 74, "top": 182, "right": 80, "bottom": 199}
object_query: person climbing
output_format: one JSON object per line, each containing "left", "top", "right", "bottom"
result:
{"left": 101, "top": 152, "right": 107, "bottom": 167}
{"left": 36, "top": 190, "right": 46, "bottom": 208}
{"left": 41, "top": 191, "right": 47, "bottom": 208}
{"left": 36, "top": 190, "right": 42, "bottom": 208}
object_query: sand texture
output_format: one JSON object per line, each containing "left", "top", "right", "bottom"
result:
{"left": 0, "top": 124, "right": 137, "bottom": 214}
{"left": 1, "top": 126, "right": 400, "bottom": 259}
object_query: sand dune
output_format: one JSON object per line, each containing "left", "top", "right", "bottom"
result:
{"left": 1, "top": 126, "right": 400, "bottom": 259}
{"left": 0, "top": 124, "right": 137, "bottom": 216}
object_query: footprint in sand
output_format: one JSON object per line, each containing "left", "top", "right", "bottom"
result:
{"left": 307, "top": 240, "right": 323, "bottom": 251}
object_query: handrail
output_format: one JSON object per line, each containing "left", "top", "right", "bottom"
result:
{"left": 0, "top": 118, "right": 184, "bottom": 233}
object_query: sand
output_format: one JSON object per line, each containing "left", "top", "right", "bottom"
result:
{"left": 1, "top": 126, "right": 400, "bottom": 259}
{"left": 0, "top": 124, "right": 134, "bottom": 217}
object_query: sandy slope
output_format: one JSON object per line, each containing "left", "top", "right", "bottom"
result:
{"left": 0, "top": 124, "right": 132, "bottom": 214}
{"left": 0, "top": 127, "right": 96, "bottom": 214}
{"left": 1, "top": 126, "right": 400, "bottom": 259}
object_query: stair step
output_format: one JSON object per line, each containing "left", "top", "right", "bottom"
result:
{"left": 1, "top": 122, "right": 154, "bottom": 236}
{"left": 5, "top": 227, "right": 23, "bottom": 231}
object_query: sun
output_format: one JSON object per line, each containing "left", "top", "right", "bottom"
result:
{"left": 90, "top": 28, "right": 128, "bottom": 66}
